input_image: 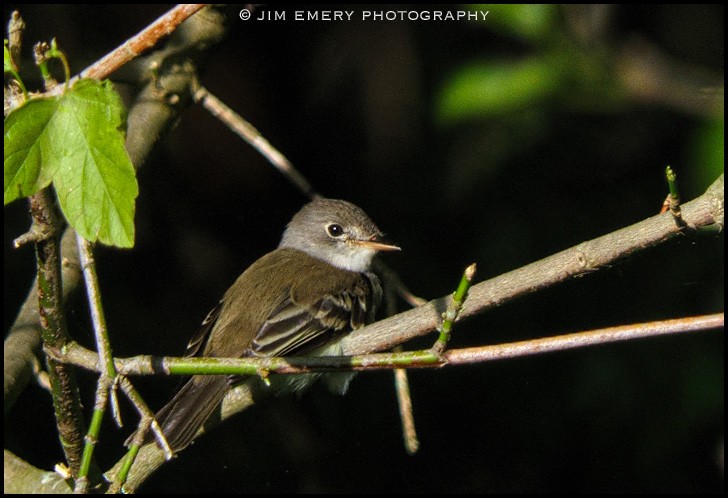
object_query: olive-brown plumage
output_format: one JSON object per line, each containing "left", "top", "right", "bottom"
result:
{"left": 143, "top": 199, "right": 399, "bottom": 451}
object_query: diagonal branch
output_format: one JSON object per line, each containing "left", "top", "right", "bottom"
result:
{"left": 343, "top": 174, "right": 723, "bottom": 355}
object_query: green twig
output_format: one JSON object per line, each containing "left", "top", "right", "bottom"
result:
{"left": 115, "top": 445, "right": 140, "bottom": 494}
{"left": 46, "top": 38, "right": 71, "bottom": 90}
{"left": 432, "top": 264, "right": 477, "bottom": 355}
{"left": 33, "top": 38, "right": 71, "bottom": 91}
{"left": 663, "top": 166, "right": 685, "bottom": 227}
{"left": 76, "top": 236, "right": 117, "bottom": 379}
{"left": 75, "top": 382, "right": 109, "bottom": 493}
{"left": 57, "top": 312, "right": 723, "bottom": 379}
{"left": 75, "top": 234, "right": 120, "bottom": 491}
{"left": 109, "top": 376, "right": 173, "bottom": 492}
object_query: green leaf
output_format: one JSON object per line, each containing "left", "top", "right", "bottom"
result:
{"left": 471, "top": 4, "right": 557, "bottom": 42}
{"left": 4, "top": 40, "right": 13, "bottom": 73}
{"left": 4, "top": 79, "right": 138, "bottom": 248}
{"left": 4, "top": 97, "right": 60, "bottom": 202}
{"left": 689, "top": 118, "right": 724, "bottom": 194}
{"left": 436, "top": 57, "right": 561, "bottom": 124}
{"left": 53, "top": 79, "right": 138, "bottom": 248}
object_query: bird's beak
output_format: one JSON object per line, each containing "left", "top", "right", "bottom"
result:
{"left": 353, "top": 236, "right": 401, "bottom": 252}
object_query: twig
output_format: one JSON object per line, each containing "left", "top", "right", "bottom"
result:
{"left": 394, "top": 366, "right": 419, "bottom": 455}
{"left": 110, "top": 377, "right": 173, "bottom": 493}
{"left": 7, "top": 11, "right": 24, "bottom": 69}
{"left": 5, "top": 11, "right": 28, "bottom": 101}
{"left": 79, "top": 4, "right": 205, "bottom": 82}
{"left": 76, "top": 237, "right": 118, "bottom": 384}
{"left": 661, "top": 166, "right": 686, "bottom": 228}
{"left": 57, "top": 313, "right": 723, "bottom": 377}
{"left": 193, "top": 85, "right": 320, "bottom": 200}
{"left": 443, "top": 313, "right": 724, "bottom": 364}
{"left": 74, "top": 235, "right": 119, "bottom": 491}
{"left": 433, "top": 263, "right": 477, "bottom": 355}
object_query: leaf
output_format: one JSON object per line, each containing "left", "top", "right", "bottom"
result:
{"left": 4, "top": 79, "right": 138, "bottom": 248}
{"left": 52, "top": 79, "right": 138, "bottom": 248}
{"left": 436, "top": 57, "right": 561, "bottom": 124}
{"left": 4, "top": 97, "right": 60, "bottom": 203}
{"left": 471, "top": 4, "right": 557, "bottom": 42}
{"left": 689, "top": 118, "right": 724, "bottom": 193}
{"left": 4, "top": 40, "right": 14, "bottom": 73}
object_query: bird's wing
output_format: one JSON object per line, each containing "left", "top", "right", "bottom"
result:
{"left": 182, "top": 300, "right": 223, "bottom": 358}
{"left": 251, "top": 273, "right": 380, "bottom": 357}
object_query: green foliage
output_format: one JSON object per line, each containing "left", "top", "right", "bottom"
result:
{"left": 689, "top": 118, "right": 724, "bottom": 193}
{"left": 4, "top": 79, "right": 138, "bottom": 248}
{"left": 4, "top": 40, "right": 13, "bottom": 73}
{"left": 4, "top": 39, "right": 27, "bottom": 96}
{"left": 470, "top": 4, "right": 557, "bottom": 42}
{"left": 436, "top": 57, "right": 561, "bottom": 124}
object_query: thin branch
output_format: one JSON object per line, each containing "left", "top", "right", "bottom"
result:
{"left": 74, "top": 235, "right": 119, "bottom": 491}
{"left": 193, "top": 85, "right": 320, "bottom": 200}
{"left": 394, "top": 366, "right": 419, "bottom": 455}
{"left": 80, "top": 4, "right": 205, "bottom": 83}
{"left": 76, "top": 236, "right": 117, "bottom": 379}
{"left": 443, "top": 313, "right": 723, "bottom": 364}
{"left": 57, "top": 313, "right": 723, "bottom": 377}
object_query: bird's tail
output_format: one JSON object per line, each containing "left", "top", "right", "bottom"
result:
{"left": 130, "top": 375, "right": 229, "bottom": 452}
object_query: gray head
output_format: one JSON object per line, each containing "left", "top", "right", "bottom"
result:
{"left": 279, "top": 198, "right": 400, "bottom": 272}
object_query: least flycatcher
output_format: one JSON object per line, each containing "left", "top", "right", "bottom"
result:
{"left": 142, "top": 198, "right": 399, "bottom": 451}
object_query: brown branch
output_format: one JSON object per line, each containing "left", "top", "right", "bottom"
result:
{"left": 443, "top": 313, "right": 723, "bottom": 364}
{"left": 80, "top": 4, "right": 206, "bottom": 82}
{"left": 343, "top": 174, "right": 724, "bottom": 355}
{"left": 3, "top": 450, "right": 69, "bottom": 494}
{"left": 28, "top": 189, "right": 86, "bottom": 477}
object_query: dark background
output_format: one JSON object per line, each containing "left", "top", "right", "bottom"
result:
{"left": 4, "top": 4, "right": 723, "bottom": 493}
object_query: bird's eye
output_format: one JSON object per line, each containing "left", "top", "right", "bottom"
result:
{"left": 327, "top": 223, "right": 344, "bottom": 237}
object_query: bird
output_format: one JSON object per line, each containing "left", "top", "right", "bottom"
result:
{"left": 136, "top": 198, "right": 400, "bottom": 451}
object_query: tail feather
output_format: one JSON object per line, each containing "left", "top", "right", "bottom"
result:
{"left": 136, "top": 376, "right": 229, "bottom": 452}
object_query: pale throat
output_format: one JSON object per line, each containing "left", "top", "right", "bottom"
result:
{"left": 279, "top": 237, "right": 376, "bottom": 273}
{"left": 319, "top": 245, "right": 376, "bottom": 273}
